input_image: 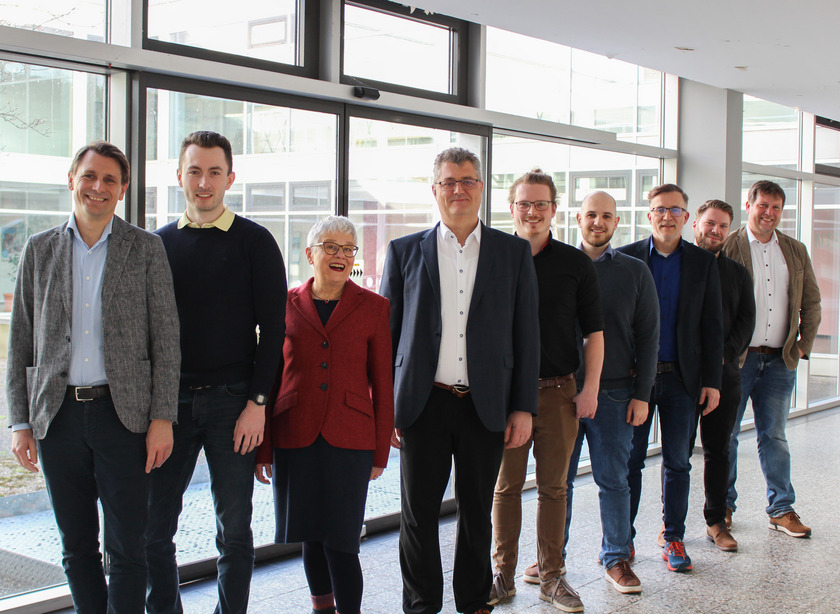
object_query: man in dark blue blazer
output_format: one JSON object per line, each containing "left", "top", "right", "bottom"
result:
{"left": 617, "top": 183, "right": 723, "bottom": 573}
{"left": 380, "top": 147, "right": 539, "bottom": 614}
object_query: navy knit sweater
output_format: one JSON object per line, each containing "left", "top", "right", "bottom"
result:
{"left": 156, "top": 215, "right": 287, "bottom": 400}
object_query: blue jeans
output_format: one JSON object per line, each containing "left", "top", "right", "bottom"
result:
{"left": 565, "top": 387, "right": 635, "bottom": 569}
{"left": 627, "top": 371, "right": 698, "bottom": 542}
{"left": 146, "top": 382, "right": 256, "bottom": 614}
{"left": 727, "top": 352, "right": 797, "bottom": 516}
{"left": 39, "top": 393, "right": 148, "bottom": 614}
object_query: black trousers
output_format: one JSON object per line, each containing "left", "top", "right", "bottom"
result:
{"left": 695, "top": 366, "right": 742, "bottom": 526}
{"left": 399, "top": 387, "right": 505, "bottom": 614}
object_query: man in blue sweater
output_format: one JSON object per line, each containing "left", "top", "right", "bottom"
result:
{"left": 565, "top": 191, "right": 659, "bottom": 594}
{"left": 146, "top": 131, "right": 287, "bottom": 614}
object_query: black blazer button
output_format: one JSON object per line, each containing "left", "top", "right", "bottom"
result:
{"left": 321, "top": 362, "right": 328, "bottom": 369}
{"left": 322, "top": 340, "right": 329, "bottom": 348}
{"left": 320, "top": 383, "right": 328, "bottom": 391}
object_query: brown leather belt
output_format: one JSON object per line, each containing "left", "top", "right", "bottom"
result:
{"left": 538, "top": 374, "right": 575, "bottom": 389}
{"left": 657, "top": 362, "right": 677, "bottom": 374}
{"left": 67, "top": 384, "right": 111, "bottom": 402}
{"left": 748, "top": 346, "right": 782, "bottom": 355}
{"left": 433, "top": 382, "right": 471, "bottom": 398}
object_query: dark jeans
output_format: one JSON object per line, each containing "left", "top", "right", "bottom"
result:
{"left": 146, "top": 382, "right": 256, "bottom": 614}
{"left": 565, "top": 387, "right": 635, "bottom": 568}
{"left": 38, "top": 393, "right": 148, "bottom": 614}
{"left": 399, "top": 387, "right": 504, "bottom": 614}
{"left": 727, "top": 352, "right": 797, "bottom": 516}
{"left": 694, "top": 366, "right": 741, "bottom": 526}
{"left": 628, "top": 371, "right": 698, "bottom": 542}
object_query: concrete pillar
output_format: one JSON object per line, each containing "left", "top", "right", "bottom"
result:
{"left": 677, "top": 79, "right": 744, "bottom": 226}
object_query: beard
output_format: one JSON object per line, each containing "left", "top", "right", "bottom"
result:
{"left": 582, "top": 229, "right": 612, "bottom": 248}
{"left": 695, "top": 235, "right": 723, "bottom": 254}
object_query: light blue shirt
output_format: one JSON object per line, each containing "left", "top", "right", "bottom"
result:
{"left": 67, "top": 213, "right": 112, "bottom": 386}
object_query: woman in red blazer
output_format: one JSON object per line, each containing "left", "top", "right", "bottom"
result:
{"left": 256, "top": 216, "right": 393, "bottom": 614}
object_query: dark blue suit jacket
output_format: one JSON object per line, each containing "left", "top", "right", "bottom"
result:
{"left": 380, "top": 223, "right": 540, "bottom": 431}
{"left": 617, "top": 237, "right": 723, "bottom": 397}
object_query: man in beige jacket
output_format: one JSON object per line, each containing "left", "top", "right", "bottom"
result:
{"left": 723, "top": 180, "right": 821, "bottom": 538}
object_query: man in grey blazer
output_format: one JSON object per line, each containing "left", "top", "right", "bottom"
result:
{"left": 6, "top": 141, "right": 180, "bottom": 613}
{"left": 380, "top": 147, "right": 539, "bottom": 614}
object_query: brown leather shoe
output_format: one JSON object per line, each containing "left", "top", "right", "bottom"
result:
{"left": 605, "top": 559, "right": 641, "bottom": 593}
{"left": 656, "top": 524, "right": 666, "bottom": 547}
{"left": 769, "top": 511, "right": 811, "bottom": 537}
{"left": 706, "top": 522, "right": 738, "bottom": 551}
{"left": 725, "top": 508, "right": 733, "bottom": 529}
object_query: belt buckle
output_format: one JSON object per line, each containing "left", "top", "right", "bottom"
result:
{"left": 74, "top": 386, "right": 93, "bottom": 402}
{"left": 452, "top": 385, "right": 470, "bottom": 396}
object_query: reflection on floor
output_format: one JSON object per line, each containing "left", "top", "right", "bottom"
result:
{"left": 54, "top": 407, "right": 838, "bottom": 613}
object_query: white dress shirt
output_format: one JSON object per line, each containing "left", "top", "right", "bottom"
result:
{"left": 747, "top": 226, "right": 789, "bottom": 348}
{"left": 434, "top": 221, "right": 481, "bottom": 386}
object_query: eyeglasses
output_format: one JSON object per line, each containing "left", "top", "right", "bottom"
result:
{"left": 650, "top": 206, "right": 687, "bottom": 217}
{"left": 434, "top": 178, "right": 481, "bottom": 191}
{"left": 514, "top": 200, "right": 553, "bottom": 211}
{"left": 310, "top": 241, "right": 359, "bottom": 257}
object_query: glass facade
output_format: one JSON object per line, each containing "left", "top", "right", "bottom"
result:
{"left": 486, "top": 27, "right": 663, "bottom": 145}
{"left": 1, "top": 0, "right": 839, "bottom": 606}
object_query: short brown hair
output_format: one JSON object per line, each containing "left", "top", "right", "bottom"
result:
{"left": 432, "top": 147, "right": 482, "bottom": 182}
{"left": 648, "top": 183, "right": 688, "bottom": 205}
{"left": 695, "top": 199, "right": 734, "bottom": 222}
{"left": 179, "top": 131, "right": 234, "bottom": 174}
{"left": 69, "top": 140, "right": 130, "bottom": 186}
{"left": 507, "top": 169, "right": 557, "bottom": 204}
{"left": 747, "top": 180, "right": 786, "bottom": 206}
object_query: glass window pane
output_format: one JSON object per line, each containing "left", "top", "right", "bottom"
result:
{"left": 485, "top": 27, "right": 663, "bottom": 145}
{"left": 146, "top": 88, "right": 337, "bottom": 291}
{"left": 816, "top": 125, "right": 840, "bottom": 170}
{"left": 0, "top": 61, "right": 106, "bottom": 600}
{"left": 343, "top": 4, "right": 453, "bottom": 94}
{"left": 490, "top": 133, "right": 659, "bottom": 249}
{"left": 0, "top": 0, "right": 106, "bottom": 41}
{"left": 147, "top": 0, "right": 300, "bottom": 65}
{"left": 809, "top": 183, "right": 840, "bottom": 404}
{"left": 743, "top": 95, "right": 799, "bottom": 168}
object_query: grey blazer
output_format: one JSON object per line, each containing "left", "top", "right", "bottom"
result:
{"left": 6, "top": 216, "right": 180, "bottom": 438}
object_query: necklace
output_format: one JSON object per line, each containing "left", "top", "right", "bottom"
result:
{"left": 311, "top": 287, "right": 343, "bottom": 303}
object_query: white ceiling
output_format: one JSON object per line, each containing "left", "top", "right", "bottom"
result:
{"left": 405, "top": 0, "right": 840, "bottom": 121}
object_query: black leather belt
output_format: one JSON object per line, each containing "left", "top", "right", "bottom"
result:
{"left": 748, "top": 346, "right": 782, "bottom": 355}
{"left": 67, "top": 385, "right": 111, "bottom": 402}
{"left": 657, "top": 362, "right": 678, "bottom": 374}
{"left": 538, "top": 374, "right": 575, "bottom": 389}
{"left": 433, "top": 382, "right": 471, "bottom": 398}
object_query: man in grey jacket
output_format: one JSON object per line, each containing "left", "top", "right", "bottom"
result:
{"left": 6, "top": 140, "right": 180, "bottom": 613}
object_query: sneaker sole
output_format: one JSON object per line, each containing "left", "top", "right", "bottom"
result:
{"left": 605, "top": 572, "right": 642, "bottom": 594}
{"left": 538, "top": 592, "right": 584, "bottom": 612}
{"left": 769, "top": 522, "right": 811, "bottom": 538}
{"left": 487, "top": 587, "right": 515, "bottom": 605}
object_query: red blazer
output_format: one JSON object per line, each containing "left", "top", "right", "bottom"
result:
{"left": 257, "top": 278, "right": 394, "bottom": 468}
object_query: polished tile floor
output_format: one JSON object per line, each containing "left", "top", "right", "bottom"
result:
{"left": 60, "top": 407, "right": 840, "bottom": 613}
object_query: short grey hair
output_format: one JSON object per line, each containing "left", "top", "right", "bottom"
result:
{"left": 432, "top": 147, "right": 482, "bottom": 182}
{"left": 307, "top": 215, "right": 357, "bottom": 246}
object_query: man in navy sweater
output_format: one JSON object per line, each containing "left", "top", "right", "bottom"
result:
{"left": 565, "top": 191, "right": 659, "bottom": 594}
{"left": 146, "top": 131, "right": 287, "bottom": 614}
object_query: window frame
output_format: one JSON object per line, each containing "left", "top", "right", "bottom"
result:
{"left": 340, "top": 0, "right": 470, "bottom": 105}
